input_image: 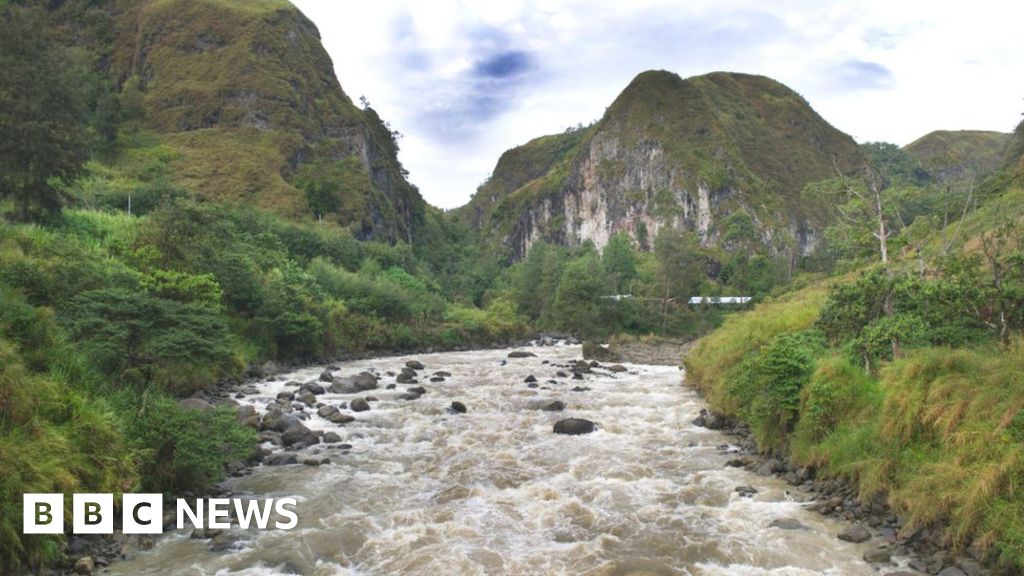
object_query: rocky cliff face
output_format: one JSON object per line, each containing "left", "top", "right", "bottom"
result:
{"left": 47, "top": 0, "right": 423, "bottom": 241}
{"left": 461, "top": 71, "right": 863, "bottom": 260}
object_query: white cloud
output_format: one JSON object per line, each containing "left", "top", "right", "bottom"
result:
{"left": 293, "top": 0, "right": 1024, "bottom": 208}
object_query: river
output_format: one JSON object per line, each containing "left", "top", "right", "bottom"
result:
{"left": 106, "top": 344, "right": 880, "bottom": 575}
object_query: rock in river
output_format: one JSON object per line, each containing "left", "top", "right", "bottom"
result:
{"left": 837, "top": 524, "right": 872, "bottom": 543}
{"left": 450, "top": 401, "right": 467, "bottom": 414}
{"left": 405, "top": 360, "right": 426, "bottom": 370}
{"left": 542, "top": 400, "right": 566, "bottom": 412}
{"left": 281, "top": 422, "right": 319, "bottom": 447}
{"left": 350, "top": 398, "right": 371, "bottom": 412}
{"left": 508, "top": 351, "right": 537, "bottom": 358}
{"left": 553, "top": 418, "right": 596, "bottom": 435}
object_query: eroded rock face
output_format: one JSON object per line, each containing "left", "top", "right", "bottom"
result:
{"left": 460, "top": 71, "right": 863, "bottom": 262}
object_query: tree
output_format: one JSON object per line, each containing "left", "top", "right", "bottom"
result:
{"left": 653, "top": 228, "right": 704, "bottom": 330}
{"left": 0, "top": 6, "right": 91, "bottom": 221}
{"left": 602, "top": 232, "right": 637, "bottom": 293}
{"left": 551, "top": 252, "right": 607, "bottom": 336}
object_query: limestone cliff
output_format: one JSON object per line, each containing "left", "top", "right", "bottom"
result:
{"left": 460, "top": 71, "right": 864, "bottom": 260}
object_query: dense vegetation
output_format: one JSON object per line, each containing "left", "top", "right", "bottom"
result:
{"left": 2, "top": 0, "right": 1021, "bottom": 572}
{"left": 686, "top": 122, "right": 1024, "bottom": 569}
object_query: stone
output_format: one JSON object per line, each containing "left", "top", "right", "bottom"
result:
{"left": 296, "top": 390, "right": 316, "bottom": 406}
{"left": 326, "top": 411, "right": 355, "bottom": 424}
{"left": 863, "top": 547, "right": 892, "bottom": 563}
{"left": 407, "top": 386, "right": 427, "bottom": 396}
{"left": 281, "top": 422, "right": 319, "bottom": 447}
{"left": 507, "top": 351, "right": 537, "bottom": 358}
{"left": 323, "top": 431, "right": 342, "bottom": 443}
{"left": 553, "top": 418, "right": 596, "bottom": 435}
{"left": 396, "top": 372, "right": 417, "bottom": 384}
{"left": 329, "top": 378, "right": 361, "bottom": 394}
{"left": 607, "top": 364, "right": 628, "bottom": 372}
{"left": 73, "top": 556, "right": 95, "bottom": 575}
{"left": 299, "top": 381, "right": 325, "bottom": 395}
{"left": 543, "top": 400, "right": 566, "bottom": 412}
{"left": 276, "top": 391, "right": 295, "bottom": 402}
{"left": 352, "top": 372, "right": 379, "bottom": 391}
{"left": 264, "top": 453, "right": 297, "bottom": 466}
{"left": 525, "top": 375, "right": 537, "bottom": 383}
{"left": 430, "top": 376, "right": 445, "bottom": 382}
{"left": 260, "top": 411, "right": 297, "bottom": 433}
{"left": 317, "top": 405, "right": 339, "bottom": 418}
{"left": 450, "top": 401, "right": 467, "bottom": 414}
{"left": 350, "top": 398, "right": 370, "bottom": 412}
{"left": 236, "top": 405, "right": 259, "bottom": 428}
{"left": 769, "top": 518, "right": 807, "bottom": 530}
{"left": 405, "top": 360, "right": 426, "bottom": 370}
{"left": 838, "top": 525, "right": 872, "bottom": 543}
{"left": 434, "top": 371, "right": 452, "bottom": 377}
{"left": 735, "top": 486, "right": 758, "bottom": 497}
{"left": 319, "top": 370, "right": 334, "bottom": 382}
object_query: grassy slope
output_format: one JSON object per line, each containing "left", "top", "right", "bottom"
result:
{"left": 904, "top": 129, "right": 1011, "bottom": 181}
{"left": 685, "top": 125, "right": 1024, "bottom": 569}
{"left": 46, "top": 0, "right": 422, "bottom": 239}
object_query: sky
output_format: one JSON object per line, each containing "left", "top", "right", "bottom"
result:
{"left": 292, "top": 0, "right": 1024, "bottom": 209}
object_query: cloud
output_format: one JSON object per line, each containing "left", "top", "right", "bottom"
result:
{"left": 835, "top": 59, "right": 894, "bottom": 90}
{"left": 473, "top": 50, "right": 533, "bottom": 79}
{"left": 292, "top": 0, "right": 1024, "bottom": 208}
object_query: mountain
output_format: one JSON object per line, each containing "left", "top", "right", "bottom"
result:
{"left": 459, "top": 70, "right": 864, "bottom": 260}
{"left": 43, "top": 0, "right": 424, "bottom": 241}
{"left": 904, "top": 129, "right": 1011, "bottom": 182}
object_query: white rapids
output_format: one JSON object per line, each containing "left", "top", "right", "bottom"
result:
{"left": 106, "top": 344, "right": 879, "bottom": 575}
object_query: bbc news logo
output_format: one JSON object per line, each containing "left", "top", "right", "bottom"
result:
{"left": 23, "top": 494, "right": 297, "bottom": 534}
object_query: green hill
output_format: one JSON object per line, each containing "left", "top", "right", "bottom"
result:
{"left": 460, "top": 70, "right": 864, "bottom": 260}
{"left": 41, "top": 0, "right": 424, "bottom": 241}
{"left": 904, "top": 129, "right": 1011, "bottom": 182}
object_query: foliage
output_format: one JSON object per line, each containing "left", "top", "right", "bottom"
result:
{"left": 125, "top": 392, "right": 256, "bottom": 494}
{"left": 0, "top": 5, "right": 90, "bottom": 221}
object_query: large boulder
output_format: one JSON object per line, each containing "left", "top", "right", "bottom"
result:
{"left": 260, "top": 411, "right": 298, "bottom": 433}
{"left": 236, "top": 405, "right": 260, "bottom": 428}
{"left": 553, "top": 418, "right": 596, "bottom": 435}
{"left": 317, "top": 405, "right": 339, "bottom": 418}
{"left": 352, "top": 372, "right": 379, "bottom": 391}
{"left": 300, "top": 381, "right": 325, "bottom": 395}
{"left": 837, "top": 525, "right": 872, "bottom": 543}
{"left": 281, "top": 422, "right": 319, "bottom": 447}
{"left": 329, "top": 378, "right": 361, "bottom": 394}
{"left": 296, "top": 390, "right": 316, "bottom": 406}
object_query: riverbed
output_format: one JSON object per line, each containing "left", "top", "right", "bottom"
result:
{"left": 106, "top": 344, "right": 879, "bottom": 575}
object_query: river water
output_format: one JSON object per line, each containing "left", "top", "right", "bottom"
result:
{"left": 107, "top": 344, "right": 879, "bottom": 575}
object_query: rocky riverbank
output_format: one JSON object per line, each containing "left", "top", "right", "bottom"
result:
{"left": 692, "top": 410, "right": 1002, "bottom": 576}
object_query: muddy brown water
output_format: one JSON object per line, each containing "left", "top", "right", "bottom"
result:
{"left": 106, "top": 345, "right": 885, "bottom": 575}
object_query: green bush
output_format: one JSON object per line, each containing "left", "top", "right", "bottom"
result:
{"left": 125, "top": 391, "right": 255, "bottom": 494}
{"left": 727, "top": 329, "right": 824, "bottom": 451}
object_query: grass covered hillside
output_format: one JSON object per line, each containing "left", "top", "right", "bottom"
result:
{"left": 904, "top": 129, "right": 1011, "bottom": 182}
{"left": 685, "top": 121, "right": 1024, "bottom": 571}
{"left": 38, "top": 0, "right": 424, "bottom": 241}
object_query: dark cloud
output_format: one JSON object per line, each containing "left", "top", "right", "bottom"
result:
{"left": 836, "top": 59, "right": 894, "bottom": 90}
{"left": 473, "top": 51, "right": 533, "bottom": 79}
